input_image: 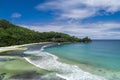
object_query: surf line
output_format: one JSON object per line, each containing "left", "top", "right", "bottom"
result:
{"left": 24, "top": 45, "right": 106, "bottom": 80}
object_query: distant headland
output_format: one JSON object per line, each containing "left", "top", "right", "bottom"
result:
{"left": 0, "top": 19, "right": 91, "bottom": 47}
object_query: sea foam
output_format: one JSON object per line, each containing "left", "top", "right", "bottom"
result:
{"left": 24, "top": 45, "right": 106, "bottom": 80}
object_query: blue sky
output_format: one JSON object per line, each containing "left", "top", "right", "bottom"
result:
{"left": 0, "top": 0, "right": 120, "bottom": 39}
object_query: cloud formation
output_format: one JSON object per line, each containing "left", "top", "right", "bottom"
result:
{"left": 35, "top": 0, "right": 120, "bottom": 19}
{"left": 21, "top": 22, "right": 120, "bottom": 39}
{"left": 11, "top": 13, "right": 22, "bottom": 18}
{"left": 33, "top": 0, "right": 120, "bottom": 39}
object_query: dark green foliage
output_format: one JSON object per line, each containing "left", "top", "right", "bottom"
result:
{"left": 0, "top": 19, "right": 91, "bottom": 47}
{"left": 0, "top": 19, "right": 14, "bottom": 28}
{"left": 41, "top": 32, "right": 80, "bottom": 42}
{"left": 82, "top": 36, "right": 91, "bottom": 43}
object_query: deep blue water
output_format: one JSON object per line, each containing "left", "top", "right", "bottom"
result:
{"left": 44, "top": 40, "right": 120, "bottom": 71}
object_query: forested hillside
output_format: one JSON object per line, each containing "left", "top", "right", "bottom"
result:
{"left": 0, "top": 19, "right": 91, "bottom": 47}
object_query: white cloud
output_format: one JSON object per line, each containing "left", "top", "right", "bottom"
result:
{"left": 28, "top": 0, "right": 120, "bottom": 39}
{"left": 35, "top": 0, "right": 120, "bottom": 19}
{"left": 60, "top": 9, "right": 96, "bottom": 19}
{"left": 21, "top": 22, "right": 120, "bottom": 39}
{"left": 11, "top": 13, "right": 22, "bottom": 18}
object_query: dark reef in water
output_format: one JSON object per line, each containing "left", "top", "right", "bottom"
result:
{"left": 9, "top": 71, "right": 65, "bottom": 80}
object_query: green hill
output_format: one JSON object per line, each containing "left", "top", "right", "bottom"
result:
{"left": 0, "top": 19, "right": 91, "bottom": 47}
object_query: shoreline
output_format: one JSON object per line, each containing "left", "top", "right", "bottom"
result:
{"left": 0, "top": 42, "right": 53, "bottom": 53}
{"left": 24, "top": 45, "right": 106, "bottom": 80}
{"left": 0, "top": 42, "right": 107, "bottom": 80}
{"left": 24, "top": 51, "right": 106, "bottom": 80}
{"left": 0, "top": 42, "right": 53, "bottom": 79}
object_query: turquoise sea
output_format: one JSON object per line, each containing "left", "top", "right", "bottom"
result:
{"left": 44, "top": 40, "right": 120, "bottom": 80}
{"left": 6, "top": 40, "right": 120, "bottom": 80}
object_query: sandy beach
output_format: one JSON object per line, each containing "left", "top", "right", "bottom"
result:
{"left": 0, "top": 42, "right": 52, "bottom": 53}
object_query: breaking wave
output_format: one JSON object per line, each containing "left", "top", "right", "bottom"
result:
{"left": 24, "top": 45, "right": 106, "bottom": 80}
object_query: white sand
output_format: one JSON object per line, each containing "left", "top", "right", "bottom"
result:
{"left": 0, "top": 42, "right": 51, "bottom": 53}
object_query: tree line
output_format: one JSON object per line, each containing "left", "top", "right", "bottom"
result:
{"left": 0, "top": 19, "right": 91, "bottom": 47}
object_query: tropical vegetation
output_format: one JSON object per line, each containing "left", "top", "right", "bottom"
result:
{"left": 0, "top": 19, "right": 91, "bottom": 47}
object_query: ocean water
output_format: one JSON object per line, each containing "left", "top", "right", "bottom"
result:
{"left": 5, "top": 41, "right": 120, "bottom": 80}
{"left": 43, "top": 40, "right": 120, "bottom": 80}
{"left": 17, "top": 40, "right": 120, "bottom": 80}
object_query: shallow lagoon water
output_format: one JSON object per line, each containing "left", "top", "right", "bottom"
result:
{"left": 1, "top": 41, "right": 120, "bottom": 80}
{"left": 44, "top": 40, "right": 120, "bottom": 80}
